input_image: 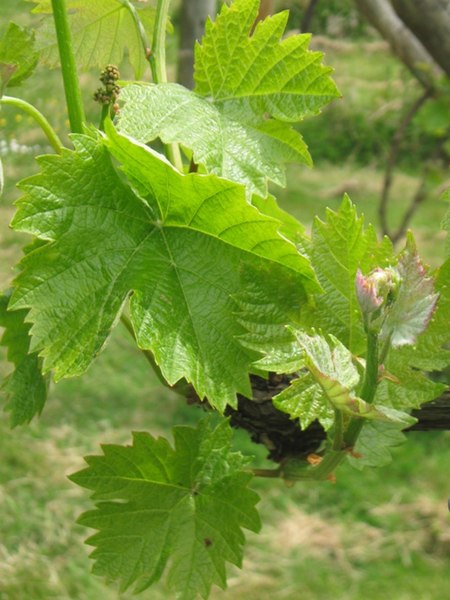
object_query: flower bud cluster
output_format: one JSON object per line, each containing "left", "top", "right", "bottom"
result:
{"left": 93, "top": 64, "right": 121, "bottom": 107}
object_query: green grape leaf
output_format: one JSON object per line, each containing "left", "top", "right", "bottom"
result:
{"left": 237, "top": 277, "right": 306, "bottom": 374}
{"left": 0, "top": 23, "right": 39, "bottom": 91}
{"left": 194, "top": 0, "right": 338, "bottom": 118}
{"left": 380, "top": 235, "right": 439, "bottom": 348}
{"left": 0, "top": 292, "right": 48, "bottom": 426}
{"left": 375, "top": 351, "right": 446, "bottom": 411}
{"left": 294, "top": 331, "right": 415, "bottom": 426}
{"left": 9, "top": 125, "right": 315, "bottom": 410}
{"left": 117, "top": 83, "right": 311, "bottom": 199}
{"left": 28, "top": 0, "right": 157, "bottom": 78}
{"left": 69, "top": 419, "right": 260, "bottom": 598}
{"left": 117, "top": 0, "right": 339, "bottom": 197}
{"left": 347, "top": 421, "right": 407, "bottom": 470}
{"left": 301, "top": 195, "right": 394, "bottom": 353}
{"left": 374, "top": 250, "right": 450, "bottom": 410}
{"left": 251, "top": 194, "right": 307, "bottom": 246}
{"left": 273, "top": 372, "right": 334, "bottom": 430}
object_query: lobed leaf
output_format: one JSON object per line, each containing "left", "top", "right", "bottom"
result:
{"left": 347, "top": 421, "right": 407, "bottom": 470}
{"left": 9, "top": 125, "right": 315, "bottom": 410}
{"left": 286, "top": 331, "right": 415, "bottom": 426}
{"left": 194, "top": 0, "right": 338, "bottom": 119}
{"left": 273, "top": 372, "right": 334, "bottom": 431}
{"left": 395, "top": 257, "right": 450, "bottom": 372}
{"left": 117, "top": 83, "right": 311, "bottom": 199}
{"left": 117, "top": 0, "right": 339, "bottom": 197}
{"left": 0, "top": 292, "right": 48, "bottom": 426}
{"left": 301, "top": 195, "right": 394, "bottom": 353}
{"left": 375, "top": 351, "right": 446, "bottom": 411}
{"left": 28, "top": 0, "right": 157, "bottom": 78}
{"left": 70, "top": 419, "right": 260, "bottom": 598}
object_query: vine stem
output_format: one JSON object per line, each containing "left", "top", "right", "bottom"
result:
{"left": 51, "top": 0, "right": 85, "bottom": 134}
{"left": 343, "top": 329, "right": 379, "bottom": 448}
{"left": 149, "top": 0, "right": 183, "bottom": 171}
{"left": 0, "top": 96, "right": 63, "bottom": 153}
{"left": 120, "top": 0, "right": 152, "bottom": 68}
{"left": 119, "top": 0, "right": 183, "bottom": 170}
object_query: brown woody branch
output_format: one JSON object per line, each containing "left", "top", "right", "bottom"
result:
{"left": 188, "top": 375, "right": 450, "bottom": 463}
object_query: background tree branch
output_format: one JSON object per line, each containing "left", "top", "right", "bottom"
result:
{"left": 392, "top": 0, "right": 450, "bottom": 77}
{"left": 353, "top": 0, "right": 443, "bottom": 88}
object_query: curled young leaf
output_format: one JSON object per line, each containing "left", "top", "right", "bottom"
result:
{"left": 380, "top": 235, "right": 439, "bottom": 348}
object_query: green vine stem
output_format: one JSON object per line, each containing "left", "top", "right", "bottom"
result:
{"left": 51, "top": 0, "right": 85, "bottom": 134}
{"left": 332, "top": 408, "right": 344, "bottom": 451}
{"left": 98, "top": 104, "right": 110, "bottom": 132}
{"left": 150, "top": 0, "right": 171, "bottom": 84}
{"left": 0, "top": 96, "right": 63, "bottom": 153}
{"left": 149, "top": 0, "right": 183, "bottom": 171}
{"left": 120, "top": 0, "right": 152, "bottom": 67}
{"left": 343, "top": 329, "right": 379, "bottom": 447}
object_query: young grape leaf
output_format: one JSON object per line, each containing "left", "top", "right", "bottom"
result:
{"left": 375, "top": 350, "right": 446, "bottom": 411}
{"left": 0, "top": 292, "right": 48, "bottom": 426}
{"left": 117, "top": 0, "right": 339, "bottom": 197}
{"left": 69, "top": 419, "right": 260, "bottom": 598}
{"left": 0, "top": 22, "right": 39, "bottom": 91}
{"left": 379, "top": 235, "right": 439, "bottom": 348}
{"left": 301, "top": 195, "right": 394, "bottom": 354}
{"left": 273, "top": 372, "right": 334, "bottom": 430}
{"left": 395, "top": 256, "right": 450, "bottom": 372}
{"left": 347, "top": 421, "right": 407, "bottom": 470}
{"left": 290, "top": 331, "right": 415, "bottom": 426}
{"left": 27, "top": 0, "right": 157, "bottom": 78}
{"left": 9, "top": 125, "right": 315, "bottom": 410}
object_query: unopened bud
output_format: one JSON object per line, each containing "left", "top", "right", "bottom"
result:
{"left": 355, "top": 267, "right": 400, "bottom": 316}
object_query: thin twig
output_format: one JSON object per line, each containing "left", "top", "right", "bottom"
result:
{"left": 391, "top": 176, "right": 428, "bottom": 243}
{"left": 301, "top": 0, "right": 320, "bottom": 32}
{"left": 379, "top": 88, "right": 432, "bottom": 237}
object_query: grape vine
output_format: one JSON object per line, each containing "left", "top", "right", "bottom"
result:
{"left": 0, "top": 0, "right": 449, "bottom": 598}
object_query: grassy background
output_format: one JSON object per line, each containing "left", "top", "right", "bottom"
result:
{"left": 1, "top": 1, "right": 449, "bottom": 598}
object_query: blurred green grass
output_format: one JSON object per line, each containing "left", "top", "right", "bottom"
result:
{"left": 1, "top": 2, "right": 449, "bottom": 599}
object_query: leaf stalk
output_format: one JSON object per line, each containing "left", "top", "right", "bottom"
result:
{"left": 149, "top": 0, "right": 183, "bottom": 171}
{"left": 119, "top": 0, "right": 153, "bottom": 69}
{"left": 0, "top": 96, "right": 63, "bottom": 153}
